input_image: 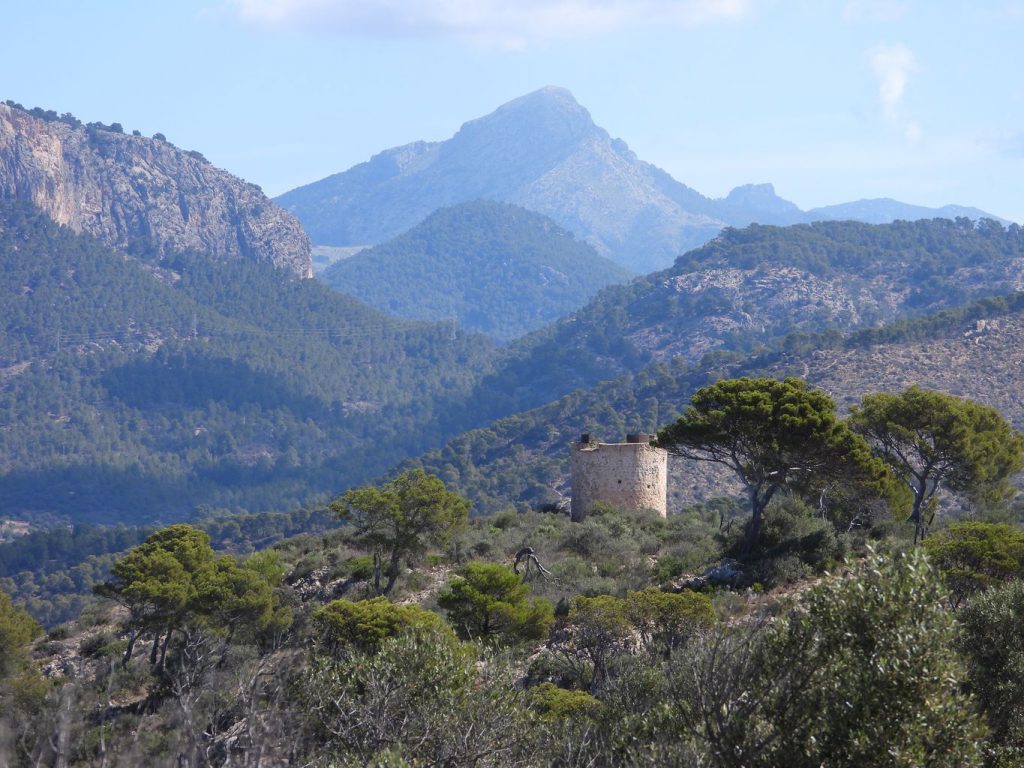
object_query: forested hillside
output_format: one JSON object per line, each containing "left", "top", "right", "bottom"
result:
{"left": 404, "top": 291, "right": 1024, "bottom": 513}
{"left": 450, "top": 217, "right": 1024, "bottom": 431}
{"left": 319, "top": 201, "right": 632, "bottom": 341}
{"left": 3, "top": 208, "right": 1022, "bottom": 524}
{"left": 0, "top": 201, "right": 497, "bottom": 522}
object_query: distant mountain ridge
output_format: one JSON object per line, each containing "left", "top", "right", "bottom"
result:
{"left": 318, "top": 200, "right": 632, "bottom": 341}
{"left": 803, "top": 198, "right": 998, "bottom": 225}
{"left": 1, "top": 200, "right": 1020, "bottom": 522}
{"left": 276, "top": 86, "right": 1002, "bottom": 273}
{"left": 0, "top": 102, "right": 312, "bottom": 278}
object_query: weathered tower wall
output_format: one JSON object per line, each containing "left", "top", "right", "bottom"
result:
{"left": 570, "top": 434, "right": 668, "bottom": 521}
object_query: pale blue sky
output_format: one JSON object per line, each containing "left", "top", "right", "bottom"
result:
{"left": 3, "top": 1, "right": 1022, "bottom": 221}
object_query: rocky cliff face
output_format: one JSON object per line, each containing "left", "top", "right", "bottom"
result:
{"left": 0, "top": 104, "right": 312, "bottom": 277}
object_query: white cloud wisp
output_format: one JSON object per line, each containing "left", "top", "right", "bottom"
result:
{"left": 869, "top": 42, "right": 917, "bottom": 120}
{"left": 868, "top": 41, "right": 922, "bottom": 140}
{"left": 225, "top": 0, "right": 753, "bottom": 49}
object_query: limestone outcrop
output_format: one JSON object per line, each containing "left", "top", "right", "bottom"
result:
{"left": 0, "top": 104, "right": 311, "bottom": 277}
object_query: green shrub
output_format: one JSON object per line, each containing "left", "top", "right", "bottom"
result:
{"left": 312, "top": 597, "right": 453, "bottom": 655}
{"left": 343, "top": 555, "right": 375, "bottom": 582}
{"left": 438, "top": 562, "right": 553, "bottom": 643}
{"left": 490, "top": 510, "right": 520, "bottom": 530}
{"left": 80, "top": 630, "right": 115, "bottom": 659}
{"left": 652, "top": 555, "right": 687, "bottom": 583}
{"left": 625, "top": 588, "right": 715, "bottom": 654}
{"left": 401, "top": 569, "right": 433, "bottom": 595}
{"left": 735, "top": 496, "right": 844, "bottom": 587}
{"left": 300, "top": 630, "right": 532, "bottom": 766}
{"left": 750, "top": 554, "right": 814, "bottom": 587}
{"left": 47, "top": 624, "right": 71, "bottom": 641}
{"left": 957, "top": 579, "right": 1024, "bottom": 762}
{"left": 530, "top": 682, "right": 600, "bottom": 719}
{"left": 924, "top": 521, "right": 1024, "bottom": 608}
{"left": 37, "top": 639, "right": 64, "bottom": 656}
{"left": 675, "top": 549, "right": 986, "bottom": 767}
{"left": 471, "top": 540, "right": 493, "bottom": 558}
{"left": 77, "top": 602, "right": 114, "bottom": 628}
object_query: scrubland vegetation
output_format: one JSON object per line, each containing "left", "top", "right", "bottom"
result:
{"left": 3, "top": 380, "right": 1024, "bottom": 766}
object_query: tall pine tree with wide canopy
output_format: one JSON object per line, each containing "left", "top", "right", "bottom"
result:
{"left": 656, "top": 377, "right": 886, "bottom": 553}
{"left": 849, "top": 387, "right": 1024, "bottom": 543}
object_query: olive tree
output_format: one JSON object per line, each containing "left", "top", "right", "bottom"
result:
{"left": 300, "top": 630, "right": 539, "bottom": 766}
{"left": 958, "top": 580, "right": 1024, "bottom": 762}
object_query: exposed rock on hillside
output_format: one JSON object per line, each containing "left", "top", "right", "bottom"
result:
{"left": 0, "top": 103, "right": 312, "bottom": 277}
{"left": 406, "top": 274, "right": 1024, "bottom": 515}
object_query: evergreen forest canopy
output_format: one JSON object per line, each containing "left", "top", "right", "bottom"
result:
{"left": 445, "top": 215, "right": 1024, "bottom": 432}
{"left": 0, "top": 200, "right": 498, "bottom": 523}
{"left": 319, "top": 200, "right": 633, "bottom": 341}
{"left": 2, "top": 201, "right": 1024, "bottom": 525}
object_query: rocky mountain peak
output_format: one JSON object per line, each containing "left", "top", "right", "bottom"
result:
{"left": 482, "top": 85, "right": 594, "bottom": 127}
{"left": 0, "top": 103, "right": 312, "bottom": 277}
{"left": 722, "top": 183, "right": 802, "bottom": 221}
{"left": 276, "top": 87, "right": 1001, "bottom": 275}
{"left": 444, "top": 86, "right": 604, "bottom": 172}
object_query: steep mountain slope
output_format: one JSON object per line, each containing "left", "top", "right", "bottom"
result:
{"left": 0, "top": 201, "right": 496, "bottom": 523}
{"left": 277, "top": 86, "right": 722, "bottom": 273}
{"left": 403, "top": 292, "right": 1024, "bottom": 514}
{"left": 318, "top": 200, "right": 633, "bottom": 341}
{"left": 276, "top": 87, "right": 1002, "bottom": 273}
{"left": 0, "top": 103, "right": 311, "bottom": 277}
{"left": 444, "top": 217, "right": 1024, "bottom": 433}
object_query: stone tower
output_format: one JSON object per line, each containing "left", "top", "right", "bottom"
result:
{"left": 570, "top": 433, "right": 668, "bottom": 522}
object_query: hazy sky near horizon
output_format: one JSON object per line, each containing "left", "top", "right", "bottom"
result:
{"left": 3, "top": 1, "right": 1022, "bottom": 221}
